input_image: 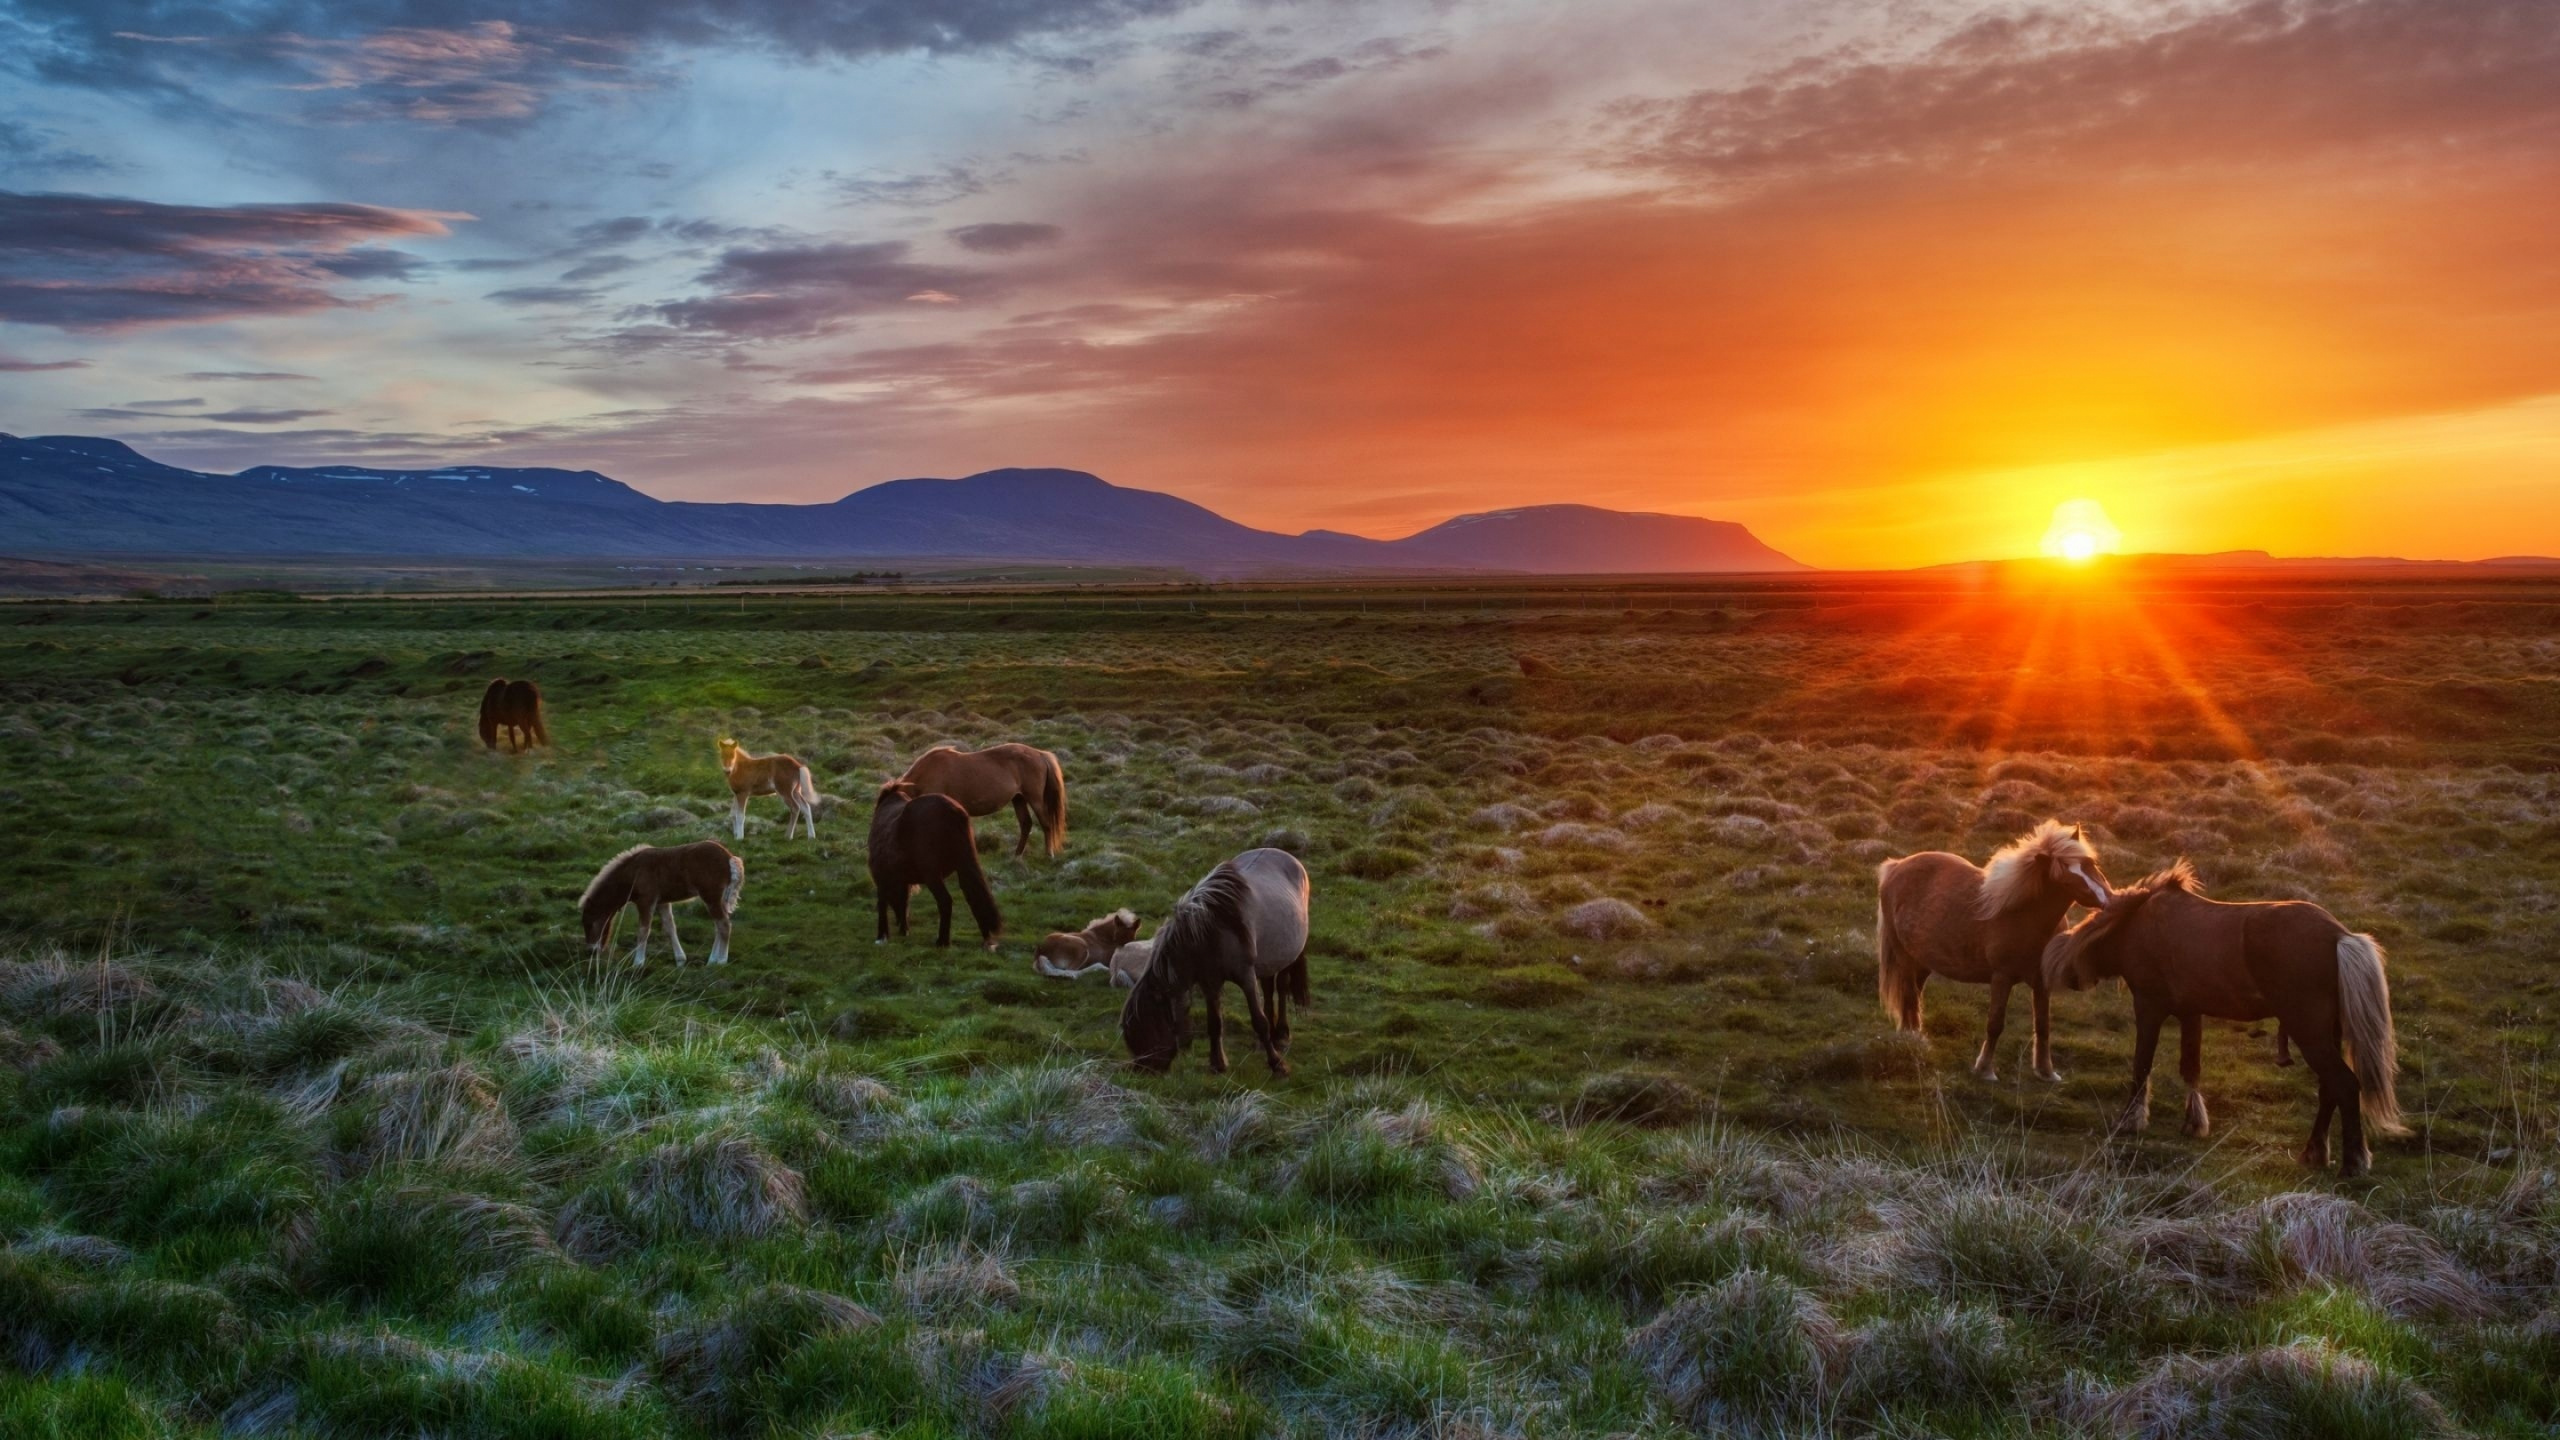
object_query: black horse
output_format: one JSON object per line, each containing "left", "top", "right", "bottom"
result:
{"left": 477, "top": 678, "right": 548, "bottom": 751}
{"left": 868, "top": 779, "right": 1002, "bottom": 949}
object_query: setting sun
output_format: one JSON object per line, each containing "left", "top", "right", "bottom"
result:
{"left": 2041, "top": 498, "right": 2124, "bottom": 563}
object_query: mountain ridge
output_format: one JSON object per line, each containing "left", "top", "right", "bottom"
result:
{"left": 0, "top": 434, "right": 1808, "bottom": 575}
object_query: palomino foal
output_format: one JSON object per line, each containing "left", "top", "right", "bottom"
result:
{"left": 718, "top": 737, "right": 819, "bottom": 840}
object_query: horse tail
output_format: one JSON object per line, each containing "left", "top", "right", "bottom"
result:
{"left": 479, "top": 678, "right": 504, "bottom": 749}
{"left": 1038, "top": 751, "right": 1067, "bottom": 856}
{"left": 2337, "top": 932, "right": 2406, "bottom": 1136}
{"left": 1285, "top": 954, "right": 1311, "bottom": 1007}
{"left": 955, "top": 840, "right": 1004, "bottom": 943}
{"left": 525, "top": 683, "right": 549, "bottom": 747}
{"left": 721, "top": 853, "right": 745, "bottom": 915}
{"left": 793, "top": 762, "right": 817, "bottom": 813}
{"left": 1875, "top": 860, "right": 1922, "bottom": 1031}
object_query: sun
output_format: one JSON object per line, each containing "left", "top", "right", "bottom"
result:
{"left": 2040, "top": 498, "right": 2122, "bottom": 563}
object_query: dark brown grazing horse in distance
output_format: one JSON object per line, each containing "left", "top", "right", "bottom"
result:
{"left": 478, "top": 678, "right": 548, "bottom": 752}
{"left": 900, "top": 743, "right": 1067, "bottom": 857}
{"left": 869, "top": 780, "right": 1002, "bottom": 949}
{"left": 1876, "top": 820, "right": 2113, "bottom": 1082}
{"left": 2044, "top": 861, "right": 2404, "bottom": 1177}
{"left": 580, "top": 840, "right": 741, "bottom": 967}
{"left": 1122, "top": 848, "right": 1311, "bottom": 1078}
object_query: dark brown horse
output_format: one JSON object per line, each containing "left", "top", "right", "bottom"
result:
{"left": 869, "top": 780, "right": 1002, "bottom": 949}
{"left": 478, "top": 678, "right": 548, "bottom": 752}
{"left": 2044, "top": 861, "right": 2404, "bottom": 1176}
{"left": 1122, "top": 848, "right": 1310, "bottom": 1078}
{"left": 580, "top": 840, "right": 741, "bottom": 967}
{"left": 1876, "top": 820, "right": 2113, "bottom": 1082}
{"left": 900, "top": 743, "right": 1067, "bottom": 857}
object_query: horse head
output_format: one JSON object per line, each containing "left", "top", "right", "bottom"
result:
{"left": 1119, "top": 967, "right": 1188, "bottom": 1071}
{"left": 1979, "top": 819, "right": 2112, "bottom": 920}
{"left": 2042, "top": 860, "right": 2195, "bottom": 991}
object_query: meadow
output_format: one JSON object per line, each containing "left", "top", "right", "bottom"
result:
{"left": 1, "top": 571, "right": 2555, "bottom": 1438}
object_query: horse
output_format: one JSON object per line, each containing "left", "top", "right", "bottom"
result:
{"left": 2043, "top": 861, "right": 2404, "bottom": 1177}
{"left": 1876, "top": 819, "right": 2113, "bottom": 1082}
{"left": 1121, "top": 848, "right": 1310, "bottom": 1078}
{"left": 478, "top": 678, "right": 548, "bottom": 752}
{"left": 899, "top": 743, "right": 1067, "bottom": 858}
{"left": 868, "top": 779, "right": 1002, "bottom": 949}
{"left": 1033, "top": 908, "right": 1141, "bottom": 979}
{"left": 718, "top": 737, "right": 819, "bottom": 840}
{"left": 579, "top": 840, "right": 741, "bottom": 967}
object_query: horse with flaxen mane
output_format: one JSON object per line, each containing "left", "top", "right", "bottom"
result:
{"left": 2044, "top": 861, "right": 2403, "bottom": 1176}
{"left": 1122, "top": 848, "right": 1310, "bottom": 1078}
{"left": 1876, "top": 820, "right": 2113, "bottom": 1082}
{"left": 478, "top": 678, "right": 548, "bottom": 752}
{"left": 580, "top": 840, "right": 741, "bottom": 967}
{"left": 718, "top": 737, "right": 819, "bottom": 840}
{"left": 868, "top": 779, "right": 1002, "bottom": 949}
{"left": 1033, "top": 907, "right": 1141, "bottom": 980}
{"left": 900, "top": 743, "right": 1067, "bottom": 858}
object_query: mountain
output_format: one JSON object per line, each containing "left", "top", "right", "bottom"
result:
{"left": 0, "top": 433, "right": 1805, "bottom": 575}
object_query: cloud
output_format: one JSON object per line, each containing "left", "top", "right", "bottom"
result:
{"left": 0, "top": 353, "right": 91, "bottom": 371}
{"left": 559, "top": 253, "right": 640, "bottom": 281}
{"left": 949, "top": 221, "right": 1063, "bottom": 254}
{"left": 179, "top": 370, "right": 316, "bottom": 381}
{"left": 74, "top": 402, "right": 332, "bottom": 423}
{"left": 645, "top": 239, "right": 990, "bottom": 339}
{"left": 0, "top": 189, "right": 460, "bottom": 330}
{"left": 488, "top": 284, "right": 605, "bottom": 306}
{"left": 0, "top": 119, "right": 114, "bottom": 178}
{"left": 829, "top": 163, "right": 1000, "bottom": 208}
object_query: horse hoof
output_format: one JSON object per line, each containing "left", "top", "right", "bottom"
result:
{"left": 1973, "top": 1066, "right": 1997, "bottom": 1083}
{"left": 1268, "top": 1057, "right": 1293, "bottom": 1079}
{"left": 2340, "top": 1150, "right": 2372, "bottom": 1179}
{"left": 2299, "top": 1146, "right": 2327, "bottom": 1169}
{"left": 2034, "top": 1066, "right": 2063, "bottom": 1084}
{"left": 2183, "top": 1118, "right": 2210, "bottom": 1139}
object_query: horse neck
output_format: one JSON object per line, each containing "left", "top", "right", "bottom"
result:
{"left": 869, "top": 796, "right": 905, "bottom": 849}
{"left": 585, "top": 868, "right": 634, "bottom": 924}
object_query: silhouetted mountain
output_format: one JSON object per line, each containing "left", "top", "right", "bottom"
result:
{"left": 0, "top": 434, "right": 1806, "bottom": 574}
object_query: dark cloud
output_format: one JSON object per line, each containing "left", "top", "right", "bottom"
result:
{"left": 570, "top": 216, "right": 653, "bottom": 249}
{"left": 1619, "top": 0, "right": 2560, "bottom": 186}
{"left": 488, "top": 284, "right": 604, "bottom": 306}
{"left": 0, "top": 353, "right": 91, "bottom": 371}
{"left": 828, "top": 163, "right": 997, "bottom": 208}
{"left": 0, "top": 189, "right": 457, "bottom": 330}
{"left": 179, "top": 370, "right": 316, "bottom": 381}
{"left": 0, "top": 119, "right": 114, "bottom": 177}
{"left": 559, "top": 253, "right": 640, "bottom": 282}
{"left": 949, "top": 221, "right": 1063, "bottom": 254}
{"left": 646, "top": 240, "right": 989, "bottom": 339}
{"left": 74, "top": 402, "right": 331, "bottom": 422}
{"left": 121, "top": 396, "right": 204, "bottom": 408}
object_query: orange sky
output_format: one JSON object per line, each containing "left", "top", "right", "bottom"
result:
{"left": 8, "top": 0, "right": 2559, "bottom": 567}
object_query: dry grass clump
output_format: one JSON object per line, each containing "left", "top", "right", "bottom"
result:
{"left": 1630, "top": 1269, "right": 1845, "bottom": 1438}
{"left": 2131, "top": 1191, "right": 2494, "bottom": 1320}
{"left": 0, "top": 953, "right": 161, "bottom": 1020}
{"left": 2065, "top": 1341, "right": 2458, "bottom": 1440}
{"left": 654, "top": 1283, "right": 879, "bottom": 1423}
{"left": 1559, "top": 897, "right": 1649, "bottom": 939}
{"left": 1284, "top": 1097, "right": 1484, "bottom": 1204}
{"left": 626, "top": 1128, "right": 808, "bottom": 1243}
{"left": 356, "top": 1061, "right": 520, "bottom": 1171}
{"left": 892, "top": 1241, "right": 1022, "bottom": 1315}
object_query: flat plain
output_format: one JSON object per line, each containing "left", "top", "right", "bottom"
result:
{"left": 2, "top": 570, "right": 2555, "bottom": 1438}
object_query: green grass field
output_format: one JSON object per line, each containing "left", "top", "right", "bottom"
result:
{"left": 1, "top": 575, "right": 2555, "bottom": 1437}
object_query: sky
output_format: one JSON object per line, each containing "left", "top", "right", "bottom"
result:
{"left": 2, "top": 0, "right": 2556, "bottom": 568}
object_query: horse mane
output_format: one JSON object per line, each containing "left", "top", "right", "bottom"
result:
{"left": 1154, "top": 863, "right": 1252, "bottom": 973}
{"left": 579, "top": 844, "right": 652, "bottom": 909}
{"left": 2040, "top": 859, "right": 2201, "bottom": 990}
{"left": 1976, "top": 819, "right": 2101, "bottom": 919}
{"left": 1090, "top": 907, "right": 1137, "bottom": 935}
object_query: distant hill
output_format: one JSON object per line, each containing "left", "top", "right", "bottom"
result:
{"left": 0, "top": 434, "right": 1806, "bottom": 575}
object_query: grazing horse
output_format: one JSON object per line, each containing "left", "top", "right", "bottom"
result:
{"left": 900, "top": 743, "right": 1067, "bottom": 857}
{"left": 2044, "top": 862, "right": 2404, "bottom": 1176}
{"left": 1876, "top": 820, "right": 2113, "bottom": 1082}
{"left": 580, "top": 840, "right": 741, "bottom": 967}
{"left": 1122, "top": 848, "right": 1310, "bottom": 1078}
{"left": 478, "top": 678, "right": 548, "bottom": 752}
{"left": 1033, "top": 908, "right": 1141, "bottom": 979}
{"left": 718, "top": 737, "right": 819, "bottom": 840}
{"left": 868, "top": 780, "right": 1002, "bottom": 949}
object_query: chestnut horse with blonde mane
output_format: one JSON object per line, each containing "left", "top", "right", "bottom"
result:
{"left": 580, "top": 840, "right": 741, "bottom": 967}
{"left": 900, "top": 743, "right": 1066, "bottom": 858}
{"left": 2045, "top": 861, "right": 2403, "bottom": 1176}
{"left": 1876, "top": 820, "right": 2113, "bottom": 1082}
{"left": 719, "top": 737, "right": 819, "bottom": 840}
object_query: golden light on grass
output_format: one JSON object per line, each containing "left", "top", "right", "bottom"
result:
{"left": 2040, "top": 498, "right": 2122, "bottom": 563}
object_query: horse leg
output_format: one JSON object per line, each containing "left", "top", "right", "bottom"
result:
{"left": 1202, "top": 982, "right": 1231, "bottom": 1074}
{"left": 1264, "top": 974, "right": 1292, "bottom": 1052}
{"left": 2116, "top": 997, "right": 2165, "bottom": 1133}
{"left": 627, "top": 901, "right": 654, "bottom": 968}
{"left": 710, "top": 909, "right": 731, "bottom": 966}
{"left": 925, "top": 878, "right": 954, "bottom": 947}
{"left": 2030, "top": 981, "right": 2062, "bottom": 1082}
{"left": 2307, "top": 1037, "right": 2369, "bottom": 1177}
{"left": 1973, "top": 978, "right": 2013, "bottom": 1081}
{"left": 731, "top": 793, "right": 747, "bottom": 841}
{"left": 895, "top": 888, "right": 912, "bottom": 938}
{"left": 1011, "top": 795, "right": 1035, "bottom": 859}
{"left": 876, "top": 890, "right": 890, "bottom": 944}
{"left": 661, "top": 903, "right": 688, "bottom": 966}
{"left": 2178, "top": 1012, "right": 2209, "bottom": 1137}
{"left": 1240, "top": 972, "right": 1289, "bottom": 1077}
